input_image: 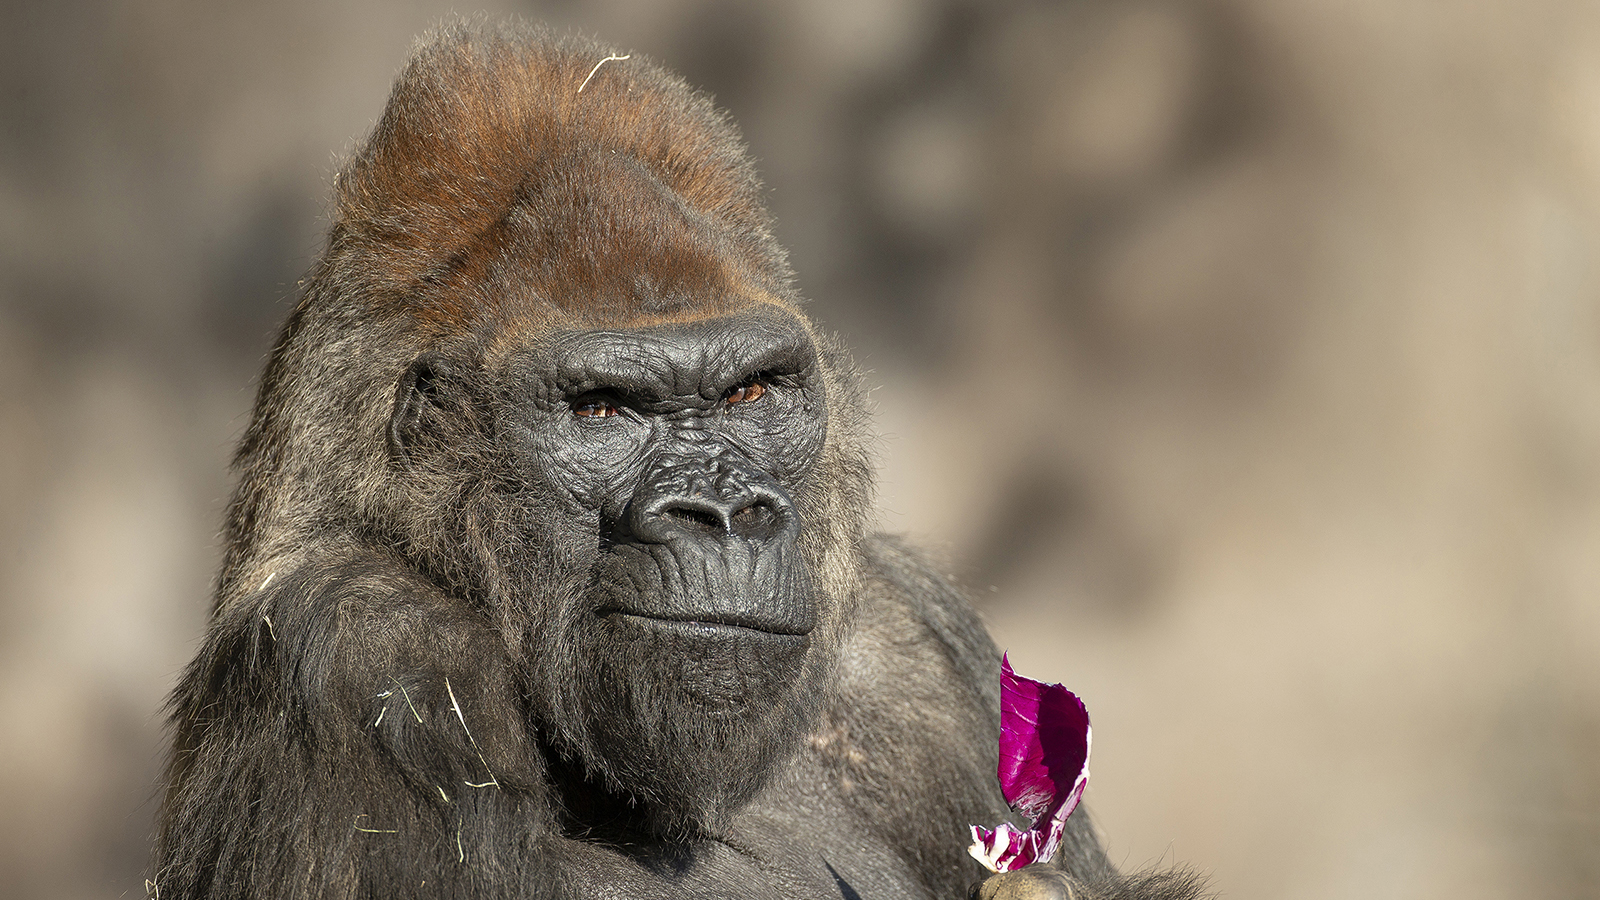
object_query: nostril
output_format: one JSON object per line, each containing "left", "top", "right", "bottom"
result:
{"left": 663, "top": 505, "right": 725, "bottom": 533}
{"left": 729, "top": 502, "right": 777, "bottom": 538}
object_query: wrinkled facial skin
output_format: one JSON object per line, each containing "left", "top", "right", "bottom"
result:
{"left": 397, "top": 304, "right": 831, "bottom": 839}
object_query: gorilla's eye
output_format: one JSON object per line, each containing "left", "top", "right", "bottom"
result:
{"left": 723, "top": 381, "right": 766, "bottom": 405}
{"left": 573, "top": 399, "right": 620, "bottom": 418}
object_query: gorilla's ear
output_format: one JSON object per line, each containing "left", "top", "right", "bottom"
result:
{"left": 389, "top": 354, "right": 452, "bottom": 466}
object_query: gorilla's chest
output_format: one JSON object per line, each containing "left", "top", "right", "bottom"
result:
{"left": 558, "top": 798, "right": 939, "bottom": 900}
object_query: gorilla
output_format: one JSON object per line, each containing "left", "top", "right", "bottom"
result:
{"left": 151, "top": 22, "right": 1204, "bottom": 900}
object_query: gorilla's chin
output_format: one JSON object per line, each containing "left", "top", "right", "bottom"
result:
{"left": 560, "top": 614, "right": 822, "bottom": 840}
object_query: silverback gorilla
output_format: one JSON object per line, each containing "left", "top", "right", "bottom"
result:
{"left": 152, "top": 22, "right": 1204, "bottom": 900}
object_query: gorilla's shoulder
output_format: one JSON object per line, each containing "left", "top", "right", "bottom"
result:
{"left": 787, "top": 534, "right": 1003, "bottom": 876}
{"left": 856, "top": 534, "right": 997, "bottom": 661}
{"left": 839, "top": 533, "right": 1001, "bottom": 729}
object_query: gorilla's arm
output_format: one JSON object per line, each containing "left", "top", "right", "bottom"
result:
{"left": 822, "top": 537, "right": 1206, "bottom": 900}
{"left": 811, "top": 537, "right": 1115, "bottom": 894}
{"left": 154, "top": 543, "right": 564, "bottom": 900}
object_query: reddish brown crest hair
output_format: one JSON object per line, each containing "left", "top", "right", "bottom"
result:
{"left": 318, "top": 21, "right": 794, "bottom": 336}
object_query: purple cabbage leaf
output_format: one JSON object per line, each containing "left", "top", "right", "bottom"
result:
{"left": 968, "top": 653, "right": 1092, "bottom": 874}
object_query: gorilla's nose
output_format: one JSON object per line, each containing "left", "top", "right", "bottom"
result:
{"left": 624, "top": 450, "right": 797, "bottom": 546}
{"left": 629, "top": 479, "right": 792, "bottom": 545}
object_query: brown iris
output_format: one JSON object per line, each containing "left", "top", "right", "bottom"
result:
{"left": 724, "top": 381, "right": 766, "bottom": 405}
{"left": 573, "top": 400, "right": 619, "bottom": 418}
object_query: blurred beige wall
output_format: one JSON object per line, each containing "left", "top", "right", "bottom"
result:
{"left": 3, "top": 1, "right": 1597, "bottom": 898}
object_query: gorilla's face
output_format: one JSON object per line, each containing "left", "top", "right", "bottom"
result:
{"left": 393, "top": 304, "right": 832, "bottom": 839}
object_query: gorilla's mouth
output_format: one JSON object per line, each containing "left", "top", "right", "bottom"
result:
{"left": 592, "top": 538, "right": 818, "bottom": 638}
{"left": 603, "top": 610, "right": 812, "bottom": 639}
{"left": 591, "top": 611, "right": 813, "bottom": 712}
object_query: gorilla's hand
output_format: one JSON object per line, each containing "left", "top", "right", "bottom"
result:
{"left": 973, "top": 866, "right": 1081, "bottom": 900}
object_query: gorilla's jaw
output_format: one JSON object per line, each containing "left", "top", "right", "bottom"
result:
{"left": 542, "top": 611, "right": 824, "bottom": 840}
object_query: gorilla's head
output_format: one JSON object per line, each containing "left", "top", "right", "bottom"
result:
{"left": 218, "top": 24, "right": 872, "bottom": 840}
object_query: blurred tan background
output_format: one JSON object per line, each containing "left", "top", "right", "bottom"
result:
{"left": 3, "top": 1, "right": 1599, "bottom": 898}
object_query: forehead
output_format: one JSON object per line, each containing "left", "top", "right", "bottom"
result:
{"left": 554, "top": 302, "right": 813, "bottom": 367}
